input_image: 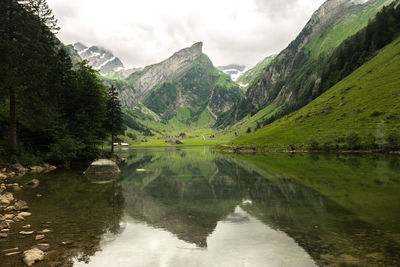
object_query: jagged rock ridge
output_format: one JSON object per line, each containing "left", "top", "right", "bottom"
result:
{"left": 123, "top": 42, "right": 204, "bottom": 105}
{"left": 72, "top": 42, "right": 141, "bottom": 78}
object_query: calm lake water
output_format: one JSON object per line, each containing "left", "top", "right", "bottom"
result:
{"left": 1, "top": 147, "right": 400, "bottom": 266}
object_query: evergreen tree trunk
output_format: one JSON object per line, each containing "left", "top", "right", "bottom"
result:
{"left": 9, "top": 87, "right": 17, "bottom": 153}
{"left": 111, "top": 133, "right": 114, "bottom": 154}
{"left": 7, "top": 0, "right": 17, "bottom": 154}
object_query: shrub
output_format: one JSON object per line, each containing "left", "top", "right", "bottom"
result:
{"left": 346, "top": 131, "right": 361, "bottom": 149}
{"left": 322, "top": 141, "right": 334, "bottom": 151}
{"left": 46, "top": 135, "right": 85, "bottom": 163}
{"left": 388, "top": 131, "right": 400, "bottom": 150}
{"left": 307, "top": 136, "right": 319, "bottom": 151}
{"left": 365, "top": 133, "right": 377, "bottom": 150}
{"left": 370, "top": 111, "right": 385, "bottom": 117}
{"left": 127, "top": 132, "right": 137, "bottom": 140}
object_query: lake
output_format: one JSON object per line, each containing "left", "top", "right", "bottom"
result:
{"left": 1, "top": 147, "right": 400, "bottom": 266}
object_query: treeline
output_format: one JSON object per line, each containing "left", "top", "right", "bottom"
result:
{"left": 0, "top": 0, "right": 122, "bottom": 164}
{"left": 320, "top": 4, "right": 400, "bottom": 93}
{"left": 256, "top": 3, "right": 400, "bottom": 129}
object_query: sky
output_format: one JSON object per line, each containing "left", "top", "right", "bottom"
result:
{"left": 47, "top": 0, "right": 326, "bottom": 69}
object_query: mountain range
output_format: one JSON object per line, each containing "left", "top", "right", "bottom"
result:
{"left": 71, "top": 42, "right": 142, "bottom": 78}
{"left": 63, "top": 0, "right": 400, "bottom": 145}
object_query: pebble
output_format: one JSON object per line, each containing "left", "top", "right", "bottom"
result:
{"left": 4, "top": 214, "right": 14, "bottom": 220}
{"left": 1, "top": 229, "right": 10, "bottom": 232}
{"left": 4, "top": 205, "right": 15, "bottom": 212}
{"left": 35, "top": 234, "right": 45, "bottom": 240}
{"left": 39, "top": 229, "right": 51, "bottom": 234}
{"left": 61, "top": 241, "right": 73, "bottom": 245}
{"left": 6, "top": 251, "right": 20, "bottom": 256}
{"left": 0, "top": 183, "right": 6, "bottom": 193}
{"left": 13, "top": 215, "right": 25, "bottom": 222}
{"left": 0, "top": 220, "right": 10, "bottom": 230}
{"left": 0, "top": 233, "right": 8, "bottom": 238}
{"left": 19, "top": 212, "right": 32, "bottom": 217}
{"left": 19, "top": 231, "right": 34, "bottom": 235}
{"left": 2, "top": 247, "right": 19, "bottom": 253}
{"left": 36, "top": 194, "right": 42, "bottom": 198}
{"left": 22, "top": 224, "right": 31, "bottom": 229}
{"left": 14, "top": 200, "right": 29, "bottom": 211}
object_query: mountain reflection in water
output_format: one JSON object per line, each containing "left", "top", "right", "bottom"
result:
{"left": 75, "top": 206, "right": 316, "bottom": 267}
{"left": 73, "top": 148, "right": 400, "bottom": 266}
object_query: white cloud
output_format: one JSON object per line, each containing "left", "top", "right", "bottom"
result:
{"left": 48, "top": 0, "right": 325, "bottom": 69}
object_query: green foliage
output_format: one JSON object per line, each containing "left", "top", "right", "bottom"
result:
{"left": 46, "top": 134, "right": 85, "bottom": 163}
{"left": 105, "top": 85, "right": 124, "bottom": 153}
{"left": 388, "top": 131, "right": 400, "bottom": 150}
{"left": 99, "top": 76, "right": 135, "bottom": 93}
{"left": 307, "top": 136, "right": 319, "bottom": 151}
{"left": 320, "top": 3, "right": 400, "bottom": 94}
{"left": 346, "top": 131, "right": 361, "bottom": 149}
{"left": 20, "top": 0, "right": 60, "bottom": 33}
{"left": 126, "top": 132, "right": 137, "bottom": 140}
{"left": 0, "top": 1, "right": 112, "bottom": 163}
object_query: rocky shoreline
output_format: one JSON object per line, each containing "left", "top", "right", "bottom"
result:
{"left": 0, "top": 163, "right": 56, "bottom": 266}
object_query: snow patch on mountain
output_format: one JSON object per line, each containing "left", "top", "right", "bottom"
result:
{"left": 72, "top": 42, "right": 142, "bottom": 79}
{"left": 217, "top": 64, "right": 246, "bottom": 81}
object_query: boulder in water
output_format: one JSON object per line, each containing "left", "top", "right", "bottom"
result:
{"left": 23, "top": 248, "right": 44, "bottom": 266}
{"left": 84, "top": 159, "right": 120, "bottom": 175}
{"left": 84, "top": 159, "right": 120, "bottom": 183}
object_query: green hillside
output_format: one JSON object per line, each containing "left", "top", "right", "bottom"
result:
{"left": 232, "top": 36, "right": 400, "bottom": 150}
{"left": 305, "top": 0, "right": 389, "bottom": 58}
{"left": 215, "top": 0, "right": 393, "bottom": 129}
{"left": 236, "top": 55, "right": 275, "bottom": 85}
{"left": 123, "top": 54, "right": 243, "bottom": 137}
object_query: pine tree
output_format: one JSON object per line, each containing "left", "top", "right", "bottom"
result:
{"left": 19, "top": 0, "right": 60, "bottom": 33}
{"left": 0, "top": 0, "right": 29, "bottom": 154}
{"left": 105, "top": 86, "right": 123, "bottom": 154}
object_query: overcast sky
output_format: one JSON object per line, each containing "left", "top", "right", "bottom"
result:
{"left": 47, "top": 0, "right": 326, "bottom": 69}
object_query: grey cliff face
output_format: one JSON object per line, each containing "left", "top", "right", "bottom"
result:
{"left": 123, "top": 42, "right": 203, "bottom": 106}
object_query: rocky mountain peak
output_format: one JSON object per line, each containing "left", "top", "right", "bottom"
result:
{"left": 71, "top": 42, "right": 141, "bottom": 78}
{"left": 123, "top": 42, "right": 206, "bottom": 106}
{"left": 73, "top": 42, "right": 87, "bottom": 52}
{"left": 170, "top": 42, "right": 203, "bottom": 62}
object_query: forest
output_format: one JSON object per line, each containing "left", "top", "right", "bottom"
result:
{"left": 0, "top": 0, "right": 122, "bottom": 164}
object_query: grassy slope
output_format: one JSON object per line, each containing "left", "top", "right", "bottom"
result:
{"left": 306, "top": 0, "right": 388, "bottom": 58}
{"left": 236, "top": 55, "right": 275, "bottom": 85}
{"left": 233, "top": 37, "right": 400, "bottom": 149}
{"left": 222, "top": 0, "right": 390, "bottom": 135}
